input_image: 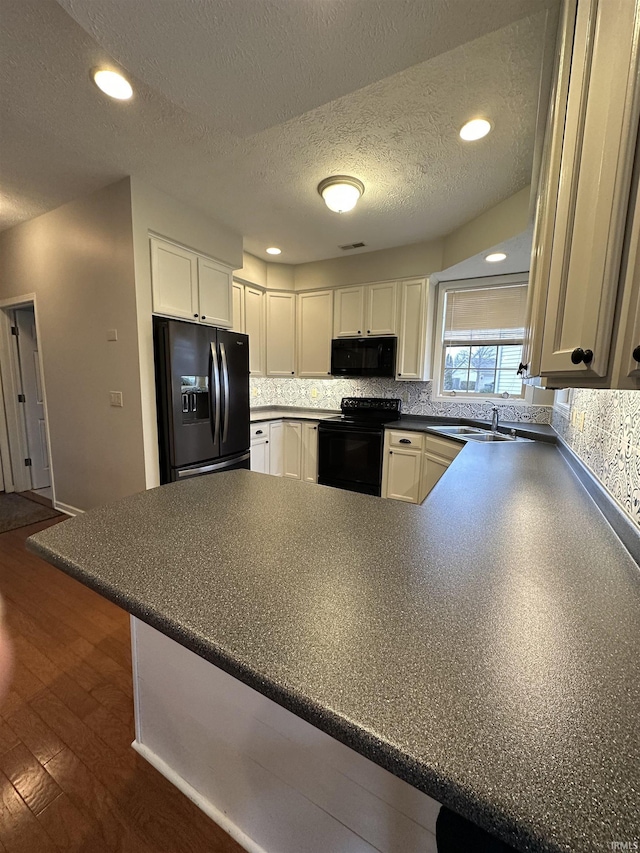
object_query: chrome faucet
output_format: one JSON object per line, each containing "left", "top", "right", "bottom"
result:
{"left": 486, "top": 402, "right": 499, "bottom": 433}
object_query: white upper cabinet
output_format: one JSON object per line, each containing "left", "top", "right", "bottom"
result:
{"left": 366, "top": 282, "right": 397, "bottom": 336}
{"left": 150, "top": 237, "right": 198, "bottom": 321}
{"left": 266, "top": 292, "right": 296, "bottom": 376}
{"left": 297, "top": 290, "right": 333, "bottom": 377}
{"left": 527, "top": 0, "right": 640, "bottom": 385}
{"left": 333, "top": 286, "right": 365, "bottom": 337}
{"left": 396, "top": 278, "right": 432, "bottom": 381}
{"left": 612, "top": 166, "right": 640, "bottom": 389}
{"left": 333, "top": 283, "right": 397, "bottom": 338}
{"left": 244, "top": 286, "right": 266, "bottom": 377}
{"left": 232, "top": 281, "right": 245, "bottom": 333}
{"left": 197, "top": 257, "right": 233, "bottom": 327}
{"left": 150, "top": 236, "right": 233, "bottom": 327}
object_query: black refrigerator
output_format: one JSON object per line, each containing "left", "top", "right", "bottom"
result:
{"left": 153, "top": 316, "right": 250, "bottom": 484}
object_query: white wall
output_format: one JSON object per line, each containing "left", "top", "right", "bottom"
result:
{"left": 130, "top": 177, "right": 244, "bottom": 488}
{"left": 441, "top": 186, "right": 531, "bottom": 270}
{"left": 0, "top": 178, "right": 146, "bottom": 511}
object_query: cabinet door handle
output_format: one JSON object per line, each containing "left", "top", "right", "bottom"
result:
{"left": 358, "top": 330, "right": 361, "bottom": 335}
{"left": 193, "top": 313, "right": 199, "bottom": 318}
{"left": 202, "top": 315, "right": 207, "bottom": 320}
{"left": 570, "top": 347, "right": 593, "bottom": 365}
{"left": 255, "top": 430, "right": 263, "bottom": 435}
{"left": 633, "top": 345, "right": 640, "bottom": 362}
{"left": 367, "top": 330, "right": 371, "bottom": 334}
{"left": 399, "top": 438, "right": 411, "bottom": 444}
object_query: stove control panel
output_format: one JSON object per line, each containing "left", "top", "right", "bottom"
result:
{"left": 340, "top": 397, "right": 401, "bottom": 415}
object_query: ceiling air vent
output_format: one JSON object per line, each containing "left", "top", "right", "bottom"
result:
{"left": 339, "top": 242, "right": 366, "bottom": 251}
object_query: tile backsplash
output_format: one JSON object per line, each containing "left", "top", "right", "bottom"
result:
{"left": 553, "top": 389, "right": 640, "bottom": 529}
{"left": 251, "top": 377, "right": 552, "bottom": 423}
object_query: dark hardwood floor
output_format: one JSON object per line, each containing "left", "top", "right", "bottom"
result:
{"left": 0, "top": 516, "right": 244, "bottom": 853}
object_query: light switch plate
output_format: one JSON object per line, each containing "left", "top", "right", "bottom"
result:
{"left": 109, "top": 391, "right": 123, "bottom": 407}
{"left": 107, "top": 329, "right": 118, "bottom": 341}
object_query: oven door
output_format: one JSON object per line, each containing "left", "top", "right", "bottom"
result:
{"left": 317, "top": 423, "right": 384, "bottom": 496}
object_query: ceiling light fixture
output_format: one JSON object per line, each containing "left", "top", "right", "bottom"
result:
{"left": 266, "top": 247, "right": 281, "bottom": 255}
{"left": 92, "top": 68, "right": 133, "bottom": 100}
{"left": 318, "top": 176, "right": 364, "bottom": 213}
{"left": 459, "top": 118, "right": 492, "bottom": 141}
{"left": 485, "top": 252, "right": 507, "bottom": 263}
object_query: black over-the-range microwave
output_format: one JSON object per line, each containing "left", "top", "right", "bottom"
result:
{"left": 330, "top": 336, "right": 397, "bottom": 378}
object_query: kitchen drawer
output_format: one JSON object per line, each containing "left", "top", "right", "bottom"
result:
{"left": 387, "top": 430, "right": 424, "bottom": 450}
{"left": 251, "top": 421, "right": 277, "bottom": 439}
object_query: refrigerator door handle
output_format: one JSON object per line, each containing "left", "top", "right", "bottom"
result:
{"left": 210, "top": 343, "right": 221, "bottom": 446}
{"left": 220, "top": 342, "right": 230, "bottom": 444}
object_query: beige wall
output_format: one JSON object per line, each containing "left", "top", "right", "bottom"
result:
{"left": 293, "top": 239, "right": 444, "bottom": 290}
{"left": 442, "top": 185, "right": 531, "bottom": 269}
{"left": 0, "top": 177, "right": 146, "bottom": 511}
{"left": 236, "top": 252, "right": 267, "bottom": 287}
{"left": 236, "top": 254, "right": 295, "bottom": 290}
{"left": 130, "top": 177, "right": 244, "bottom": 488}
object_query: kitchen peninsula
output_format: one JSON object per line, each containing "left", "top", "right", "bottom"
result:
{"left": 27, "top": 441, "right": 640, "bottom": 853}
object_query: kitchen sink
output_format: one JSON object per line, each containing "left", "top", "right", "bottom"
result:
{"left": 433, "top": 425, "right": 531, "bottom": 443}
{"left": 433, "top": 425, "right": 483, "bottom": 435}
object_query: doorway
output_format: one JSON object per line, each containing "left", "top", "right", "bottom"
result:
{"left": 0, "top": 296, "right": 54, "bottom": 503}
{"left": 13, "top": 306, "right": 51, "bottom": 495}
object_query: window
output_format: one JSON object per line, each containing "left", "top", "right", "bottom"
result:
{"left": 435, "top": 276, "right": 528, "bottom": 399}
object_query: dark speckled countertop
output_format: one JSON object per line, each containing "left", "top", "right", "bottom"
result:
{"left": 27, "top": 443, "right": 639, "bottom": 853}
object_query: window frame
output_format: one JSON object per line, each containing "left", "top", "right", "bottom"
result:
{"left": 432, "top": 273, "right": 529, "bottom": 403}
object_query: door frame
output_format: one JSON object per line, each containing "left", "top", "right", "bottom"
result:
{"left": 0, "top": 294, "right": 54, "bottom": 497}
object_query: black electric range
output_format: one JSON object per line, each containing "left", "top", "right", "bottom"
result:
{"left": 317, "top": 397, "right": 401, "bottom": 496}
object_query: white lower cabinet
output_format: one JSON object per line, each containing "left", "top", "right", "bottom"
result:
{"left": 420, "top": 434, "right": 461, "bottom": 499}
{"left": 269, "top": 421, "right": 284, "bottom": 476}
{"left": 251, "top": 419, "right": 319, "bottom": 483}
{"left": 283, "top": 421, "right": 303, "bottom": 479}
{"left": 250, "top": 437, "right": 270, "bottom": 473}
{"left": 302, "top": 422, "right": 319, "bottom": 483}
{"left": 383, "top": 431, "right": 424, "bottom": 503}
{"left": 250, "top": 422, "right": 271, "bottom": 473}
{"left": 383, "top": 430, "right": 461, "bottom": 503}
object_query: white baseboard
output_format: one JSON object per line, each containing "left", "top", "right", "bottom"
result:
{"left": 54, "top": 500, "right": 84, "bottom": 516}
{"left": 132, "top": 740, "right": 264, "bottom": 853}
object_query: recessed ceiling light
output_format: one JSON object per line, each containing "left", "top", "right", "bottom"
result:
{"left": 485, "top": 252, "right": 507, "bottom": 263}
{"left": 266, "top": 247, "right": 282, "bottom": 255}
{"left": 459, "top": 118, "right": 492, "bottom": 141}
{"left": 92, "top": 68, "right": 133, "bottom": 100}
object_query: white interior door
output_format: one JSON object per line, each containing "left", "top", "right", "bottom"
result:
{"left": 14, "top": 307, "right": 50, "bottom": 490}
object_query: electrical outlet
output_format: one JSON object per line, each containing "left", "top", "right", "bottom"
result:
{"left": 311, "top": 387, "right": 317, "bottom": 398}
{"left": 401, "top": 390, "right": 409, "bottom": 404}
{"left": 577, "top": 410, "right": 585, "bottom": 432}
{"left": 109, "top": 391, "right": 123, "bottom": 407}
{"left": 251, "top": 387, "right": 258, "bottom": 397}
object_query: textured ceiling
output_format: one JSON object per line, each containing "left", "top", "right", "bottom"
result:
{"left": 0, "top": 0, "right": 559, "bottom": 264}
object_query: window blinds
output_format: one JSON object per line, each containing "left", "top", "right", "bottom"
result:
{"left": 443, "top": 283, "right": 527, "bottom": 346}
